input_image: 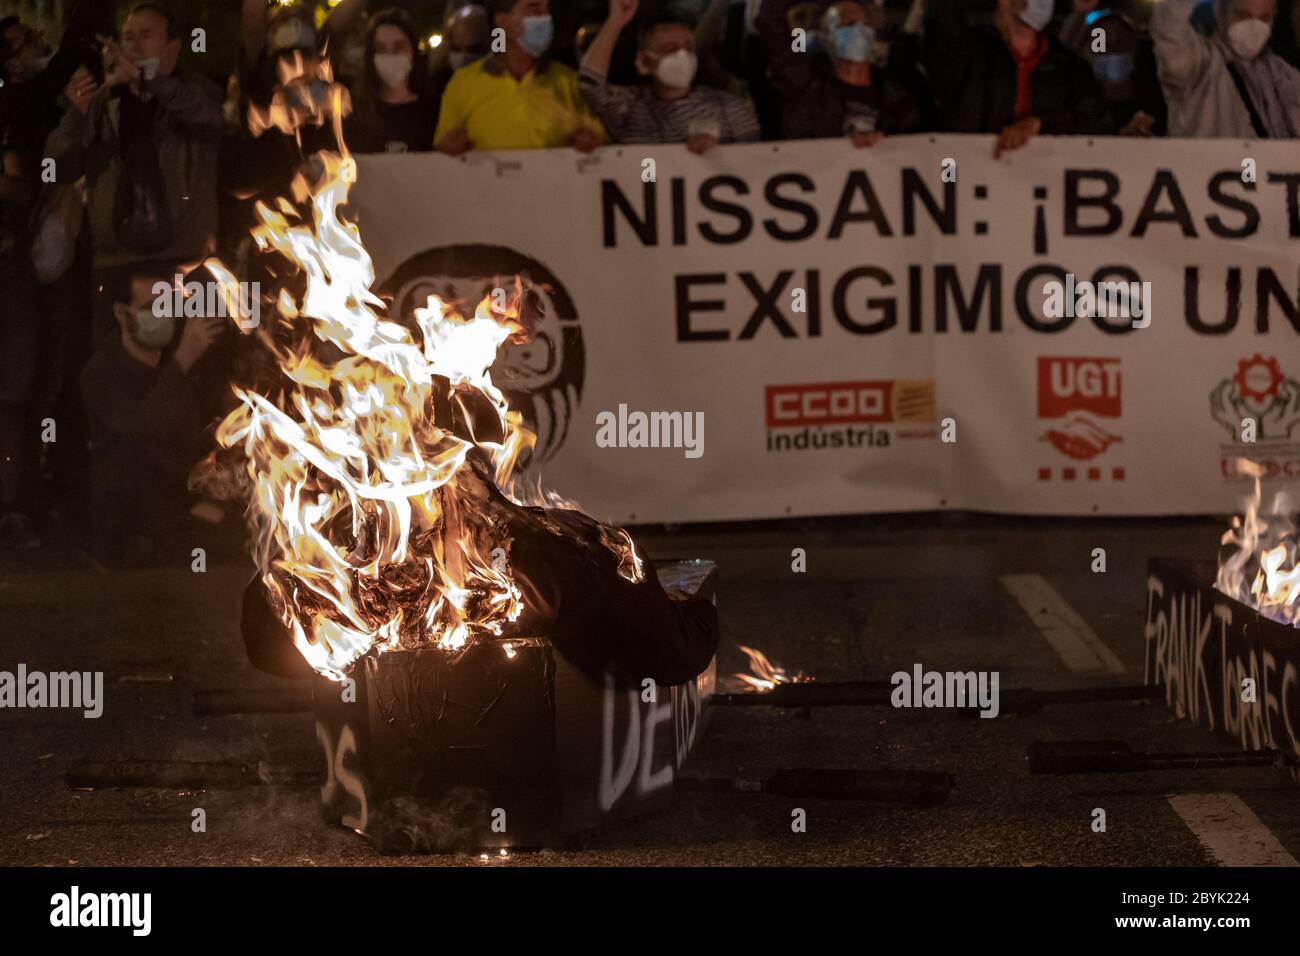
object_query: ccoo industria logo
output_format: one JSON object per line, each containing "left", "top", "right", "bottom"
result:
{"left": 764, "top": 378, "right": 937, "bottom": 452}
{"left": 381, "top": 244, "right": 584, "bottom": 464}
{"left": 1036, "top": 356, "right": 1125, "bottom": 481}
{"left": 1210, "top": 354, "right": 1300, "bottom": 480}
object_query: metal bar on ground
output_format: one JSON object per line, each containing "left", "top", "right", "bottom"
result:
{"left": 66, "top": 760, "right": 319, "bottom": 790}
{"left": 676, "top": 768, "right": 954, "bottom": 806}
{"left": 962, "top": 683, "right": 1164, "bottom": 717}
{"left": 1027, "top": 740, "right": 1292, "bottom": 775}
{"left": 714, "top": 681, "right": 1162, "bottom": 713}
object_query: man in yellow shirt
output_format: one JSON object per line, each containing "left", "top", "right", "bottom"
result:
{"left": 435, "top": 0, "right": 604, "bottom": 153}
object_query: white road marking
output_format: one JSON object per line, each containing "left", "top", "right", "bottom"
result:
{"left": 1167, "top": 792, "right": 1299, "bottom": 867}
{"left": 999, "top": 573, "right": 1125, "bottom": 674}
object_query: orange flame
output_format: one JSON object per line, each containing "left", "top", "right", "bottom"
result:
{"left": 732, "top": 645, "right": 812, "bottom": 692}
{"left": 207, "top": 146, "right": 646, "bottom": 680}
{"left": 205, "top": 64, "right": 644, "bottom": 681}
{"left": 1216, "top": 460, "right": 1299, "bottom": 627}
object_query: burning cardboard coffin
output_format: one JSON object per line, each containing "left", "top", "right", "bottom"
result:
{"left": 1144, "top": 477, "right": 1299, "bottom": 781}
{"left": 198, "top": 148, "right": 721, "bottom": 849}
{"left": 311, "top": 559, "right": 717, "bottom": 851}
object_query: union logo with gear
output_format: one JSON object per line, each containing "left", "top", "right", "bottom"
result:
{"left": 1211, "top": 354, "right": 1300, "bottom": 441}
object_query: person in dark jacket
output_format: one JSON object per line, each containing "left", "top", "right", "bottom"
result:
{"left": 81, "top": 263, "right": 229, "bottom": 564}
{"left": 0, "top": 2, "right": 114, "bottom": 548}
{"left": 46, "top": 3, "right": 224, "bottom": 351}
{"left": 1058, "top": 1, "right": 1168, "bottom": 135}
{"left": 924, "top": 0, "right": 1113, "bottom": 154}
{"left": 757, "top": 0, "right": 926, "bottom": 143}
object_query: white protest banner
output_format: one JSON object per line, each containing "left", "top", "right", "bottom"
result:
{"left": 350, "top": 136, "right": 1300, "bottom": 524}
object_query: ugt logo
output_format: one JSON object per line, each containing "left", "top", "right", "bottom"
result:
{"left": 1036, "top": 357, "right": 1124, "bottom": 479}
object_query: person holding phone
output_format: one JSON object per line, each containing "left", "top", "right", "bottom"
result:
{"left": 46, "top": 3, "right": 222, "bottom": 344}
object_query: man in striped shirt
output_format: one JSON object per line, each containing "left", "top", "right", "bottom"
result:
{"left": 579, "top": 0, "right": 760, "bottom": 153}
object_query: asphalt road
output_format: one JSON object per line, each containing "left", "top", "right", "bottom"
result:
{"left": 2, "top": 512, "right": 1298, "bottom": 866}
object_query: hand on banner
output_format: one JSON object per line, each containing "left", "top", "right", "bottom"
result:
{"left": 571, "top": 127, "right": 603, "bottom": 153}
{"left": 437, "top": 128, "right": 474, "bottom": 157}
{"left": 851, "top": 130, "right": 885, "bottom": 148}
{"left": 994, "top": 116, "right": 1040, "bottom": 157}
{"left": 1119, "top": 111, "right": 1155, "bottom": 137}
{"left": 687, "top": 132, "right": 719, "bottom": 154}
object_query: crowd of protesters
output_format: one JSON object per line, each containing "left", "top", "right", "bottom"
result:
{"left": 1, "top": 0, "right": 1299, "bottom": 563}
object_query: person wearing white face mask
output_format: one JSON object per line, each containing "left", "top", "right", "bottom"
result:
{"left": 1152, "top": 0, "right": 1300, "bottom": 137}
{"left": 81, "top": 264, "right": 227, "bottom": 565}
{"left": 345, "top": 8, "right": 439, "bottom": 153}
{"left": 579, "top": 0, "right": 759, "bottom": 153}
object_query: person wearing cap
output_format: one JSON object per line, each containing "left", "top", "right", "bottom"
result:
{"left": 757, "top": 0, "right": 927, "bottom": 142}
{"left": 1151, "top": 0, "right": 1300, "bottom": 137}
{"left": 923, "top": 0, "right": 1112, "bottom": 154}
{"left": 435, "top": 0, "right": 605, "bottom": 153}
{"left": 580, "top": 0, "right": 759, "bottom": 152}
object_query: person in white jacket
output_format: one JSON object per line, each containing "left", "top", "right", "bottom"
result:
{"left": 1151, "top": 0, "right": 1300, "bottom": 137}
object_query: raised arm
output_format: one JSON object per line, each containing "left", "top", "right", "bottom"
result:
{"left": 581, "top": 0, "right": 637, "bottom": 79}
{"left": 1149, "top": 0, "right": 1211, "bottom": 91}
{"left": 578, "top": 0, "right": 640, "bottom": 136}
{"left": 149, "top": 73, "right": 225, "bottom": 142}
{"left": 44, "top": 78, "right": 108, "bottom": 183}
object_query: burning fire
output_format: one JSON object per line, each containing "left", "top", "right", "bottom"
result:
{"left": 204, "top": 121, "right": 638, "bottom": 679}
{"left": 732, "top": 645, "right": 812, "bottom": 692}
{"left": 246, "top": 52, "right": 351, "bottom": 141}
{"left": 1216, "top": 462, "right": 1299, "bottom": 626}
